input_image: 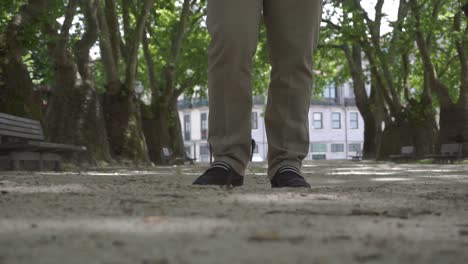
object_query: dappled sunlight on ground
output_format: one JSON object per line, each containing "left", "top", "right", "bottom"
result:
{"left": 370, "top": 177, "right": 413, "bottom": 182}
{"left": 405, "top": 169, "right": 463, "bottom": 173}
{"left": 0, "top": 182, "right": 90, "bottom": 194}
{"left": 225, "top": 192, "right": 347, "bottom": 205}
{"left": 0, "top": 216, "right": 234, "bottom": 235}
{"left": 327, "top": 171, "right": 400, "bottom": 176}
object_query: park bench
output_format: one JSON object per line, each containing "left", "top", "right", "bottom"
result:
{"left": 426, "top": 143, "right": 463, "bottom": 164}
{"left": 160, "top": 147, "right": 195, "bottom": 165}
{"left": 350, "top": 150, "right": 363, "bottom": 161}
{"left": 389, "top": 146, "right": 416, "bottom": 162}
{"left": 0, "top": 112, "right": 86, "bottom": 171}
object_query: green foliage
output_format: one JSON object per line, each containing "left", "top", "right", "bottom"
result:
{"left": 314, "top": 45, "right": 349, "bottom": 99}
{"left": 252, "top": 22, "right": 271, "bottom": 95}
{"left": 139, "top": 0, "right": 209, "bottom": 98}
{"left": 0, "top": 0, "right": 26, "bottom": 31}
{"left": 2, "top": 0, "right": 466, "bottom": 116}
{"left": 406, "top": 0, "right": 464, "bottom": 102}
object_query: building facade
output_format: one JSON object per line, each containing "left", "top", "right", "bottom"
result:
{"left": 178, "top": 83, "right": 364, "bottom": 163}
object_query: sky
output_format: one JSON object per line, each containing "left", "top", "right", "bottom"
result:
{"left": 358, "top": 0, "right": 400, "bottom": 33}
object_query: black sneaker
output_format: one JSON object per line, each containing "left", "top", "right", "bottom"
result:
{"left": 271, "top": 166, "right": 310, "bottom": 188}
{"left": 193, "top": 161, "right": 244, "bottom": 187}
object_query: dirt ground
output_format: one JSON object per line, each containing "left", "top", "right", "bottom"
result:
{"left": 1, "top": 160, "right": 468, "bottom": 264}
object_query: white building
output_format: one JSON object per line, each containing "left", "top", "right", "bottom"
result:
{"left": 178, "top": 83, "right": 364, "bottom": 162}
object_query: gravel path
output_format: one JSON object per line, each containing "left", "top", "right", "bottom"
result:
{"left": 1, "top": 161, "right": 468, "bottom": 264}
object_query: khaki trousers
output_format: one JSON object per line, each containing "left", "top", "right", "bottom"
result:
{"left": 207, "top": 0, "right": 323, "bottom": 178}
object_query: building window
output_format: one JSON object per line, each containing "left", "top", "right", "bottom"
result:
{"left": 252, "top": 112, "right": 258, "bottom": 130}
{"left": 313, "top": 113, "right": 323, "bottom": 129}
{"left": 200, "top": 143, "right": 210, "bottom": 156}
{"left": 312, "top": 154, "right": 327, "bottom": 160}
{"left": 184, "top": 114, "right": 191, "bottom": 140}
{"left": 349, "top": 143, "right": 362, "bottom": 152}
{"left": 331, "top": 143, "right": 344, "bottom": 153}
{"left": 348, "top": 87, "right": 355, "bottom": 98}
{"left": 201, "top": 113, "right": 208, "bottom": 140}
{"left": 350, "top": 112, "right": 359, "bottom": 129}
{"left": 332, "top": 112, "right": 341, "bottom": 129}
{"left": 311, "top": 143, "right": 327, "bottom": 153}
{"left": 322, "top": 85, "right": 336, "bottom": 99}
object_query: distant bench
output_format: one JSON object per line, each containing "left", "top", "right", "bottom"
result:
{"left": 426, "top": 143, "right": 463, "bottom": 164}
{"left": 160, "top": 147, "right": 195, "bottom": 165}
{"left": 0, "top": 113, "right": 86, "bottom": 170}
{"left": 389, "top": 146, "right": 416, "bottom": 162}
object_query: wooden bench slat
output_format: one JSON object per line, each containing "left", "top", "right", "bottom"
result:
{"left": 0, "top": 113, "right": 41, "bottom": 125}
{"left": 0, "top": 129, "right": 44, "bottom": 140}
{"left": 0, "top": 141, "right": 86, "bottom": 152}
{"left": 0, "top": 113, "right": 87, "bottom": 171}
{"left": 390, "top": 146, "right": 416, "bottom": 161}
{"left": 0, "top": 117, "right": 42, "bottom": 130}
{"left": 26, "top": 141, "right": 86, "bottom": 151}
{"left": 0, "top": 124, "right": 43, "bottom": 136}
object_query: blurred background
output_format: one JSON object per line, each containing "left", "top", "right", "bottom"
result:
{"left": 0, "top": 0, "right": 467, "bottom": 167}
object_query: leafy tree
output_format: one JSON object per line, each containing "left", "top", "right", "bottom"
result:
{"left": 97, "top": 0, "right": 155, "bottom": 163}
{"left": 43, "top": 0, "right": 112, "bottom": 164}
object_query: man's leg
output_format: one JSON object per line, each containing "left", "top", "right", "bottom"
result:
{"left": 263, "top": 0, "right": 323, "bottom": 179}
{"left": 206, "top": 0, "right": 262, "bottom": 176}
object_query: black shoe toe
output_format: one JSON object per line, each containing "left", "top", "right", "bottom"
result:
{"left": 271, "top": 167, "right": 310, "bottom": 188}
{"left": 193, "top": 162, "right": 244, "bottom": 186}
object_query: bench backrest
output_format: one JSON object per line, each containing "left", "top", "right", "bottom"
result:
{"left": 0, "top": 113, "right": 44, "bottom": 142}
{"left": 161, "top": 147, "right": 173, "bottom": 157}
{"left": 440, "top": 143, "right": 462, "bottom": 157}
{"left": 401, "top": 146, "right": 415, "bottom": 155}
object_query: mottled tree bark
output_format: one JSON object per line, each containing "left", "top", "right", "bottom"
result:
{"left": 142, "top": 0, "right": 193, "bottom": 164}
{"left": 437, "top": 4, "right": 468, "bottom": 155}
{"left": 343, "top": 44, "right": 386, "bottom": 159}
{"left": 349, "top": 0, "right": 438, "bottom": 158}
{"left": 98, "top": 0, "right": 154, "bottom": 163}
{"left": 44, "top": 0, "right": 112, "bottom": 164}
{"left": 411, "top": 0, "right": 468, "bottom": 157}
{"left": 0, "top": 0, "right": 49, "bottom": 118}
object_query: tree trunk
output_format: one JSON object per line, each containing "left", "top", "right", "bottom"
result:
{"left": 142, "top": 99, "right": 171, "bottom": 164}
{"left": 102, "top": 92, "right": 149, "bottom": 163}
{"left": 438, "top": 5, "right": 468, "bottom": 156}
{"left": 362, "top": 114, "right": 378, "bottom": 158}
{"left": 44, "top": 0, "right": 112, "bottom": 164}
{"left": 142, "top": 93, "right": 185, "bottom": 164}
{"left": 379, "top": 101, "right": 437, "bottom": 158}
{"left": 343, "top": 44, "right": 385, "bottom": 159}
{"left": 0, "top": 59, "right": 41, "bottom": 118}
{"left": 409, "top": 0, "right": 466, "bottom": 157}
{"left": 0, "top": 0, "right": 50, "bottom": 118}
{"left": 168, "top": 96, "right": 185, "bottom": 157}
{"left": 98, "top": 0, "right": 153, "bottom": 163}
{"left": 141, "top": 0, "right": 193, "bottom": 164}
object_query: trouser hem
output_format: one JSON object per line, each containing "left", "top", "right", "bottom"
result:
{"left": 214, "top": 156, "right": 247, "bottom": 176}
{"left": 268, "top": 160, "right": 302, "bottom": 179}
